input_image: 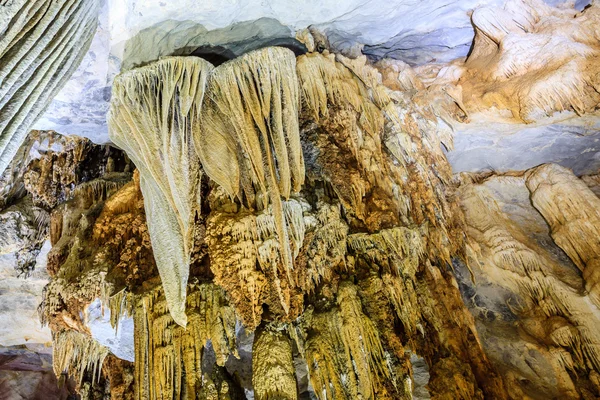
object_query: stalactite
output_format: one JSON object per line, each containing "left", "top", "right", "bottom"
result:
{"left": 297, "top": 51, "right": 461, "bottom": 241}
{"left": 197, "top": 47, "right": 304, "bottom": 304}
{"left": 298, "top": 52, "right": 387, "bottom": 139}
{"left": 347, "top": 226, "right": 425, "bottom": 278}
{"left": 206, "top": 196, "right": 307, "bottom": 328}
{"left": 294, "top": 201, "right": 348, "bottom": 293}
{"left": 252, "top": 326, "right": 298, "bottom": 400}
{"left": 196, "top": 47, "right": 303, "bottom": 208}
{"left": 133, "top": 282, "right": 237, "bottom": 400}
{"left": 74, "top": 178, "right": 130, "bottom": 208}
{"left": 53, "top": 329, "right": 109, "bottom": 386}
{"left": 106, "top": 288, "right": 134, "bottom": 334}
{"left": 526, "top": 164, "right": 600, "bottom": 308}
{"left": 0, "top": 0, "right": 101, "bottom": 174}
{"left": 109, "top": 57, "right": 214, "bottom": 327}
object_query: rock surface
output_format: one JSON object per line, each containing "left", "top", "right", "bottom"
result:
{"left": 448, "top": 112, "right": 600, "bottom": 175}
{"left": 457, "top": 165, "right": 600, "bottom": 399}
{"left": 0, "top": 240, "right": 52, "bottom": 347}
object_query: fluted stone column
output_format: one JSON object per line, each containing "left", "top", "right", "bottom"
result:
{"left": 0, "top": 0, "right": 101, "bottom": 174}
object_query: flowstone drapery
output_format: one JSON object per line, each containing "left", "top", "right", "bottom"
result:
{"left": 0, "top": 0, "right": 101, "bottom": 174}
{"left": 110, "top": 48, "right": 306, "bottom": 327}
{"left": 198, "top": 48, "right": 305, "bottom": 322}
{"left": 109, "top": 57, "right": 213, "bottom": 326}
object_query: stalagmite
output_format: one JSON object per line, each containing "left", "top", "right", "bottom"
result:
{"left": 0, "top": 0, "right": 101, "bottom": 174}
{"left": 252, "top": 326, "right": 298, "bottom": 400}
{"left": 304, "top": 282, "right": 391, "bottom": 400}
{"left": 109, "top": 57, "right": 214, "bottom": 326}
{"left": 133, "top": 282, "right": 237, "bottom": 400}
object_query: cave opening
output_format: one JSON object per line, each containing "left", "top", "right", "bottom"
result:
{"left": 190, "top": 38, "right": 308, "bottom": 66}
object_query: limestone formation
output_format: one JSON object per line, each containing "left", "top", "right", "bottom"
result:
{"left": 458, "top": 166, "right": 600, "bottom": 399}
{"left": 109, "top": 57, "right": 213, "bottom": 327}
{"left": 4, "top": 1, "right": 600, "bottom": 399}
{"left": 197, "top": 47, "right": 304, "bottom": 303}
{"left": 133, "top": 283, "right": 238, "bottom": 400}
{"left": 252, "top": 326, "right": 298, "bottom": 400}
{"left": 0, "top": 0, "right": 101, "bottom": 175}
{"left": 53, "top": 330, "right": 109, "bottom": 386}
{"left": 526, "top": 164, "right": 600, "bottom": 308}
{"left": 444, "top": 0, "right": 600, "bottom": 122}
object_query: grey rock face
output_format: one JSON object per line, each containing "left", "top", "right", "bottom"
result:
{"left": 122, "top": 18, "right": 305, "bottom": 71}
{"left": 363, "top": 27, "right": 474, "bottom": 66}
{"left": 448, "top": 113, "right": 600, "bottom": 176}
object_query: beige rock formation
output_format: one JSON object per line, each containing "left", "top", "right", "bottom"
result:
{"left": 459, "top": 165, "right": 600, "bottom": 399}
{"left": 436, "top": 0, "right": 600, "bottom": 122}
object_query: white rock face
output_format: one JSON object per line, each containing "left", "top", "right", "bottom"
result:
{"left": 85, "top": 299, "right": 135, "bottom": 362}
{"left": 0, "top": 241, "right": 52, "bottom": 347}
{"left": 107, "top": 0, "right": 491, "bottom": 48}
